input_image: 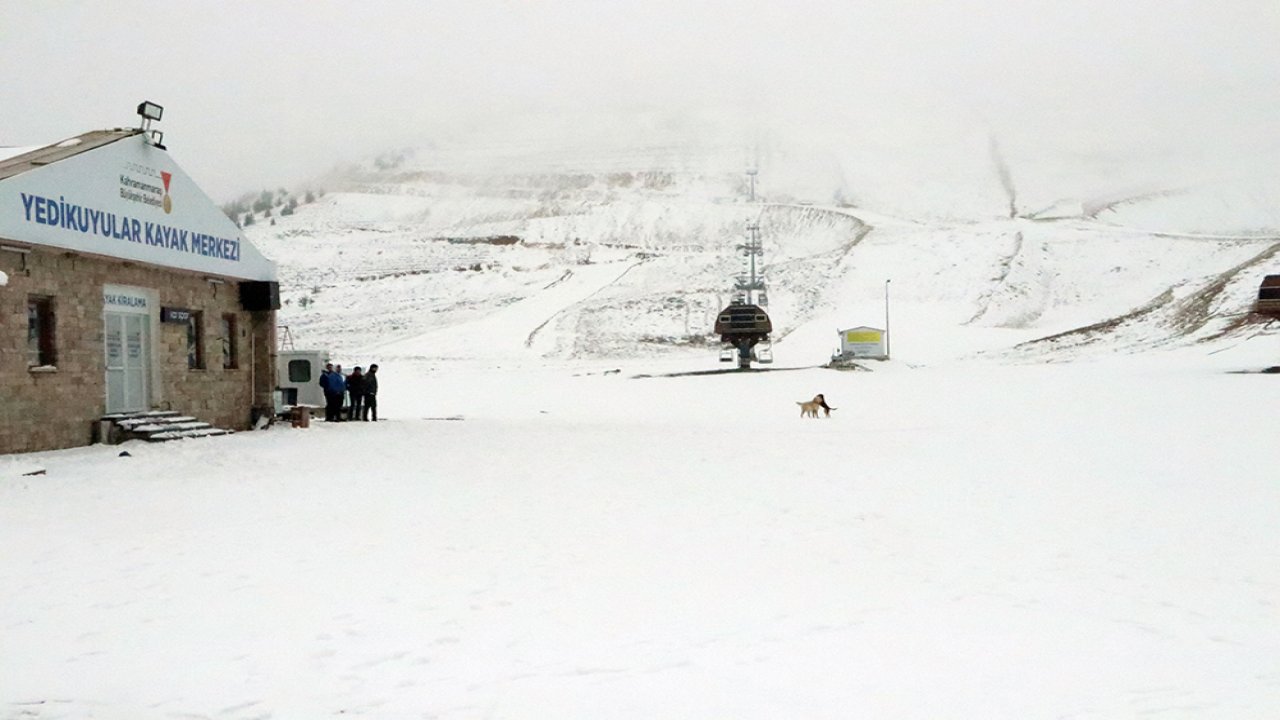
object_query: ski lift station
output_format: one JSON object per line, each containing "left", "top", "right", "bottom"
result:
{"left": 834, "top": 326, "right": 888, "bottom": 361}
{"left": 0, "top": 102, "right": 281, "bottom": 453}
{"left": 1255, "top": 275, "right": 1280, "bottom": 319}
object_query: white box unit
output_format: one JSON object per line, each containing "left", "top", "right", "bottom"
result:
{"left": 276, "top": 350, "right": 329, "bottom": 408}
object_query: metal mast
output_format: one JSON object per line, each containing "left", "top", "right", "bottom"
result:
{"left": 735, "top": 223, "right": 765, "bottom": 305}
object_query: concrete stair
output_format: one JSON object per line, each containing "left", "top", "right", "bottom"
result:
{"left": 100, "top": 410, "right": 235, "bottom": 443}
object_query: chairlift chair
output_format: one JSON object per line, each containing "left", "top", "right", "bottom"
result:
{"left": 755, "top": 340, "right": 774, "bottom": 364}
{"left": 714, "top": 302, "right": 772, "bottom": 370}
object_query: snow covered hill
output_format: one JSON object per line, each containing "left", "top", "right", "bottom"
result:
{"left": 247, "top": 139, "right": 1280, "bottom": 369}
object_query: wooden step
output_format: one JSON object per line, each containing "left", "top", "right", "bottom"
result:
{"left": 131, "top": 417, "right": 208, "bottom": 427}
{"left": 115, "top": 416, "right": 198, "bottom": 430}
{"left": 146, "top": 427, "right": 235, "bottom": 442}
{"left": 100, "top": 410, "right": 234, "bottom": 445}
{"left": 101, "top": 410, "right": 181, "bottom": 422}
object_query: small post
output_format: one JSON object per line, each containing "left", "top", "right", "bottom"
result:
{"left": 884, "top": 279, "right": 891, "bottom": 360}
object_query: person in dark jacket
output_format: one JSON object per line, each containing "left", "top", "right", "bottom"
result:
{"left": 346, "top": 366, "right": 366, "bottom": 421}
{"left": 318, "top": 362, "right": 341, "bottom": 422}
{"left": 362, "top": 364, "right": 379, "bottom": 421}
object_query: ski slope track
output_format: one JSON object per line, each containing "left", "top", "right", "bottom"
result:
{"left": 370, "top": 260, "right": 646, "bottom": 362}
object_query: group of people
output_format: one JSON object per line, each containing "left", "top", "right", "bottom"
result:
{"left": 318, "top": 363, "right": 379, "bottom": 422}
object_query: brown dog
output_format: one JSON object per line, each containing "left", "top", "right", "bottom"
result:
{"left": 796, "top": 393, "right": 836, "bottom": 418}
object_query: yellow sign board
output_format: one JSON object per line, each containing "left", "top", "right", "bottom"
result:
{"left": 846, "top": 330, "right": 882, "bottom": 343}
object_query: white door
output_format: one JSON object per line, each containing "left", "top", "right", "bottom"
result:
{"left": 105, "top": 312, "right": 150, "bottom": 413}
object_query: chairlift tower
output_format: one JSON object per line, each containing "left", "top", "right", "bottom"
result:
{"left": 716, "top": 222, "right": 773, "bottom": 368}
{"left": 735, "top": 223, "right": 767, "bottom": 305}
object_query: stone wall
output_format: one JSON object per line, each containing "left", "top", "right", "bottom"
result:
{"left": 0, "top": 244, "right": 275, "bottom": 454}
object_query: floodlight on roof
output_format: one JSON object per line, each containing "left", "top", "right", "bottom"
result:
{"left": 136, "top": 101, "right": 167, "bottom": 147}
{"left": 137, "top": 101, "right": 163, "bottom": 122}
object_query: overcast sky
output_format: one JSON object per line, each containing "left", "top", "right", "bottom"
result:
{"left": 3, "top": 0, "right": 1278, "bottom": 202}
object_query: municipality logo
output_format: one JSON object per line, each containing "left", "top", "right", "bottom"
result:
{"left": 161, "top": 171, "right": 173, "bottom": 214}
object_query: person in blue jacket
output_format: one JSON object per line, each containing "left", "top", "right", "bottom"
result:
{"left": 318, "top": 362, "right": 346, "bottom": 422}
{"left": 333, "top": 364, "right": 348, "bottom": 421}
{"left": 317, "top": 363, "right": 333, "bottom": 421}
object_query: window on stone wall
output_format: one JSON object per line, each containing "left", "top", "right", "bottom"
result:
{"left": 221, "top": 314, "right": 238, "bottom": 369}
{"left": 187, "top": 311, "right": 205, "bottom": 370}
{"left": 27, "top": 295, "right": 56, "bottom": 367}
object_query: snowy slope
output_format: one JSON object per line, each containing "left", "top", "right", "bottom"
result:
{"left": 248, "top": 144, "right": 1279, "bottom": 370}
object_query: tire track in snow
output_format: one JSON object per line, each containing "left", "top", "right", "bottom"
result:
{"left": 965, "top": 230, "right": 1029, "bottom": 326}
{"left": 989, "top": 134, "right": 1019, "bottom": 219}
{"left": 368, "top": 261, "right": 640, "bottom": 360}
{"left": 540, "top": 269, "right": 574, "bottom": 290}
{"left": 1084, "top": 187, "right": 1188, "bottom": 218}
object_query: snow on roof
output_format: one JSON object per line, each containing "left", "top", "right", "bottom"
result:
{"left": 0, "top": 146, "right": 40, "bottom": 163}
{"left": 0, "top": 129, "right": 139, "bottom": 183}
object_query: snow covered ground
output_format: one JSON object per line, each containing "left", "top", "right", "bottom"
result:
{"left": 3, "top": 345, "right": 1279, "bottom": 719}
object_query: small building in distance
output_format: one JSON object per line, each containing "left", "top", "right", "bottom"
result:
{"left": 833, "top": 326, "right": 888, "bottom": 361}
{"left": 0, "top": 107, "right": 280, "bottom": 453}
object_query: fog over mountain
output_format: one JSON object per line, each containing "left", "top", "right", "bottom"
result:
{"left": 3, "top": 0, "right": 1278, "bottom": 216}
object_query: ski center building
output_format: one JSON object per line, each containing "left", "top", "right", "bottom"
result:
{"left": 0, "top": 104, "right": 280, "bottom": 453}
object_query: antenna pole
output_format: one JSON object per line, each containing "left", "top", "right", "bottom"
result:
{"left": 736, "top": 223, "right": 763, "bottom": 305}
{"left": 884, "top": 279, "right": 891, "bottom": 359}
